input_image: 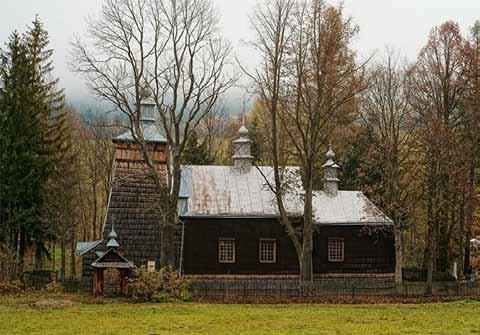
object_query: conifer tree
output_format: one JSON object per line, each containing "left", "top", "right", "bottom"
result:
{"left": 181, "top": 130, "right": 214, "bottom": 165}
{"left": 25, "top": 17, "right": 70, "bottom": 265}
{"left": 0, "top": 31, "right": 49, "bottom": 265}
{"left": 0, "top": 17, "right": 67, "bottom": 268}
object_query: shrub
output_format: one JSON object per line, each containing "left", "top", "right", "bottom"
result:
{"left": 160, "top": 266, "right": 192, "bottom": 302}
{"left": 0, "top": 280, "right": 23, "bottom": 295}
{"left": 45, "top": 278, "right": 63, "bottom": 294}
{"left": 152, "top": 291, "right": 173, "bottom": 303}
{"left": 128, "top": 266, "right": 191, "bottom": 302}
{"left": 128, "top": 266, "right": 163, "bottom": 301}
{"left": 0, "top": 248, "right": 21, "bottom": 282}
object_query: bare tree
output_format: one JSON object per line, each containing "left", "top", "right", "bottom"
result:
{"left": 248, "top": 0, "right": 364, "bottom": 282}
{"left": 463, "top": 21, "right": 480, "bottom": 279}
{"left": 247, "top": 0, "right": 300, "bottom": 279}
{"left": 409, "top": 21, "right": 475, "bottom": 294}
{"left": 70, "top": 0, "right": 233, "bottom": 267}
{"left": 360, "top": 49, "right": 420, "bottom": 286}
{"left": 77, "top": 114, "right": 116, "bottom": 241}
{"left": 195, "top": 102, "right": 230, "bottom": 164}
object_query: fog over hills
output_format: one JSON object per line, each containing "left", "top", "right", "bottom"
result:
{"left": 1, "top": 0, "right": 479, "bottom": 117}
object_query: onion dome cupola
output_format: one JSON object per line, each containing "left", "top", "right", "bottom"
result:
{"left": 232, "top": 118, "right": 254, "bottom": 173}
{"left": 323, "top": 146, "right": 340, "bottom": 197}
{"left": 106, "top": 221, "right": 120, "bottom": 249}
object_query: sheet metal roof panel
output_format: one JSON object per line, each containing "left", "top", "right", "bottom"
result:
{"left": 91, "top": 261, "right": 134, "bottom": 269}
{"left": 180, "top": 165, "right": 392, "bottom": 225}
{"left": 182, "top": 165, "right": 303, "bottom": 217}
{"left": 113, "top": 122, "right": 167, "bottom": 144}
{"left": 312, "top": 191, "right": 393, "bottom": 224}
{"left": 179, "top": 166, "right": 193, "bottom": 198}
{"left": 75, "top": 240, "right": 103, "bottom": 256}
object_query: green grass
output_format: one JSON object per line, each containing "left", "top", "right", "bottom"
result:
{"left": 1, "top": 295, "right": 479, "bottom": 335}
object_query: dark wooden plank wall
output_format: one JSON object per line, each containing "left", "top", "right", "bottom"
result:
{"left": 183, "top": 218, "right": 299, "bottom": 275}
{"left": 182, "top": 217, "right": 395, "bottom": 275}
{"left": 313, "top": 226, "right": 395, "bottom": 273}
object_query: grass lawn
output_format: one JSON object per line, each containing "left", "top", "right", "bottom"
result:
{"left": 0, "top": 295, "right": 479, "bottom": 335}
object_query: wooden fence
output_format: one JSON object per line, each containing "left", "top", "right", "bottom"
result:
{"left": 189, "top": 277, "right": 480, "bottom": 302}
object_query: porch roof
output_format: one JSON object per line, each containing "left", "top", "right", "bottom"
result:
{"left": 91, "top": 248, "right": 134, "bottom": 269}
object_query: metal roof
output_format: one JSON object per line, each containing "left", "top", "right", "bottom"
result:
{"left": 180, "top": 165, "right": 303, "bottom": 217}
{"left": 91, "top": 248, "right": 134, "bottom": 269}
{"left": 91, "top": 262, "right": 135, "bottom": 269}
{"left": 312, "top": 191, "right": 392, "bottom": 225}
{"left": 106, "top": 238, "right": 120, "bottom": 248}
{"left": 91, "top": 262, "right": 134, "bottom": 269}
{"left": 180, "top": 165, "right": 392, "bottom": 225}
{"left": 113, "top": 120, "right": 167, "bottom": 144}
{"left": 75, "top": 240, "right": 103, "bottom": 256}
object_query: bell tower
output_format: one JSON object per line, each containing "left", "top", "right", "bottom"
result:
{"left": 101, "top": 97, "right": 168, "bottom": 267}
{"left": 112, "top": 97, "right": 167, "bottom": 170}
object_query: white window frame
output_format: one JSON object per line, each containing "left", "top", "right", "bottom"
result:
{"left": 218, "top": 238, "right": 236, "bottom": 263}
{"left": 328, "top": 238, "right": 344, "bottom": 262}
{"left": 259, "top": 239, "right": 277, "bottom": 264}
{"left": 147, "top": 260, "right": 156, "bottom": 272}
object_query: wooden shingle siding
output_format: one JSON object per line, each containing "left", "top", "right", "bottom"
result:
{"left": 101, "top": 145, "right": 179, "bottom": 268}
{"left": 114, "top": 142, "right": 166, "bottom": 163}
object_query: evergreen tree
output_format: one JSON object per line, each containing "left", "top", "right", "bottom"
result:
{"left": 182, "top": 130, "right": 214, "bottom": 165}
{"left": 25, "top": 17, "right": 69, "bottom": 263}
{"left": 25, "top": 16, "right": 67, "bottom": 164}
{"left": 0, "top": 31, "right": 49, "bottom": 264}
{"left": 0, "top": 16, "right": 67, "bottom": 268}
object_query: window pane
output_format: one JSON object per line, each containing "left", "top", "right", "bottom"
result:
{"left": 328, "top": 238, "right": 344, "bottom": 262}
{"left": 259, "top": 239, "right": 276, "bottom": 263}
{"left": 218, "top": 239, "right": 235, "bottom": 263}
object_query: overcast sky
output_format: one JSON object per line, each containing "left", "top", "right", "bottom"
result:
{"left": 0, "top": 0, "right": 479, "bottom": 112}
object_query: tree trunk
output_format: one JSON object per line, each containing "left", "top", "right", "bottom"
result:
{"left": 92, "top": 183, "right": 98, "bottom": 241}
{"left": 300, "top": 245, "right": 313, "bottom": 282}
{"left": 422, "top": 224, "right": 432, "bottom": 270}
{"left": 52, "top": 244, "right": 55, "bottom": 271}
{"left": 17, "top": 229, "right": 25, "bottom": 272}
{"left": 70, "top": 239, "right": 77, "bottom": 279}
{"left": 436, "top": 235, "right": 449, "bottom": 273}
{"left": 464, "top": 231, "right": 472, "bottom": 278}
{"left": 300, "top": 174, "right": 314, "bottom": 283}
{"left": 60, "top": 239, "right": 66, "bottom": 281}
{"left": 464, "top": 160, "right": 475, "bottom": 278}
{"left": 34, "top": 243, "right": 44, "bottom": 270}
{"left": 394, "top": 228, "right": 403, "bottom": 286}
{"left": 425, "top": 253, "right": 434, "bottom": 296}
{"left": 425, "top": 229, "right": 435, "bottom": 296}
{"left": 160, "top": 223, "right": 176, "bottom": 268}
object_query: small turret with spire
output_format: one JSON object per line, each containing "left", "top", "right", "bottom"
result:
{"left": 138, "top": 86, "right": 156, "bottom": 124}
{"left": 323, "top": 146, "right": 340, "bottom": 197}
{"left": 232, "top": 117, "right": 254, "bottom": 173}
{"left": 106, "top": 220, "right": 120, "bottom": 249}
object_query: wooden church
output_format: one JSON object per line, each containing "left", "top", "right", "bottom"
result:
{"left": 76, "top": 99, "right": 396, "bottom": 292}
